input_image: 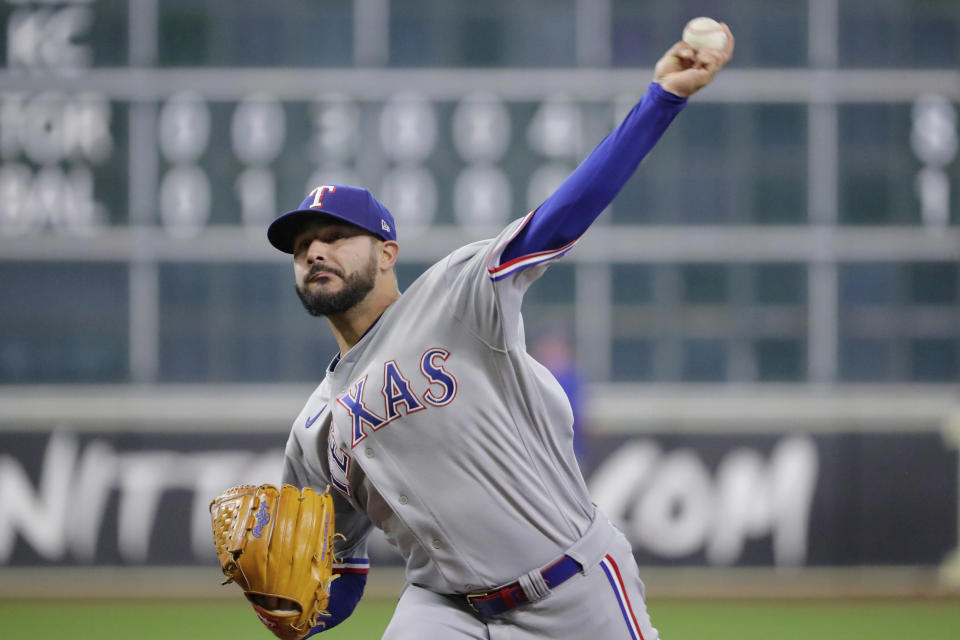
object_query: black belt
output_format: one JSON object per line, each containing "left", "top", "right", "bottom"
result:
{"left": 464, "top": 555, "right": 581, "bottom": 617}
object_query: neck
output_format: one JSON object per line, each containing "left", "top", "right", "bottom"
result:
{"left": 326, "top": 284, "right": 400, "bottom": 354}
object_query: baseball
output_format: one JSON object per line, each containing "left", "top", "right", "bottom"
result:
{"left": 682, "top": 17, "right": 728, "bottom": 51}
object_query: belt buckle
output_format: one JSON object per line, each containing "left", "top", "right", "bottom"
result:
{"left": 464, "top": 592, "right": 487, "bottom": 614}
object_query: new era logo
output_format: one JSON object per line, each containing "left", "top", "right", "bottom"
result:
{"left": 381, "top": 219, "right": 391, "bottom": 233}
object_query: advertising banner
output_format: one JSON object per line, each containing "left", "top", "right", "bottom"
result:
{"left": 0, "top": 426, "right": 956, "bottom": 569}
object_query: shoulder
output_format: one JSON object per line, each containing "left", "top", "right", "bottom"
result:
{"left": 404, "top": 237, "right": 496, "bottom": 289}
{"left": 397, "top": 219, "right": 527, "bottom": 294}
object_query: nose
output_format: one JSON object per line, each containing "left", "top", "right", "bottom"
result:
{"left": 305, "top": 238, "right": 329, "bottom": 265}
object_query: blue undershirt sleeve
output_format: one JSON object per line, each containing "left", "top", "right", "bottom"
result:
{"left": 499, "top": 82, "right": 687, "bottom": 265}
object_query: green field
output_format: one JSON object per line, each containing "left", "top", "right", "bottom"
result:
{"left": 3, "top": 597, "right": 959, "bottom": 639}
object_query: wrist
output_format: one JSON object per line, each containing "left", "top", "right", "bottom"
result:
{"left": 650, "top": 81, "right": 688, "bottom": 104}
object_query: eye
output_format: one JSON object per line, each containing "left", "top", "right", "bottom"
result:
{"left": 294, "top": 237, "right": 314, "bottom": 255}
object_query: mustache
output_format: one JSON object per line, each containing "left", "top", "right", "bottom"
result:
{"left": 306, "top": 264, "right": 345, "bottom": 280}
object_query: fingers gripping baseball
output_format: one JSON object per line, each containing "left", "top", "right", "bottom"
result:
{"left": 654, "top": 22, "right": 734, "bottom": 98}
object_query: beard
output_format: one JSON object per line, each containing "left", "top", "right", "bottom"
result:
{"left": 296, "top": 250, "right": 378, "bottom": 317}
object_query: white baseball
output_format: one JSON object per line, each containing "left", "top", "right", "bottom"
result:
{"left": 682, "top": 17, "right": 728, "bottom": 51}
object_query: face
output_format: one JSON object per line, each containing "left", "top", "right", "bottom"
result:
{"left": 292, "top": 221, "right": 380, "bottom": 317}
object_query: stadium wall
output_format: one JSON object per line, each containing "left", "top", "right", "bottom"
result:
{"left": 0, "top": 384, "right": 957, "bottom": 598}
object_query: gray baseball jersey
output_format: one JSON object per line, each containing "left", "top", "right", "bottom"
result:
{"left": 281, "top": 213, "right": 594, "bottom": 594}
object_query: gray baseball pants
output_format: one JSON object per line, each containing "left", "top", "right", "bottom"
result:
{"left": 382, "top": 523, "right": 659, "bottom": 640}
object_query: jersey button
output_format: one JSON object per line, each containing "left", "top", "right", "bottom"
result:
{"left": 398, "top": 495, "right": 409, "bottom": 505}
{"left": 431, "top": 538, "right": 442, "bottom": 549}
{"left": 364, "top": 447, "right": 375, "bottom": 458}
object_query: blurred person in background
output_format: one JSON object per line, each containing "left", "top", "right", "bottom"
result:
{"left": 532, "top": 326, "right": 588, "bottom": 463}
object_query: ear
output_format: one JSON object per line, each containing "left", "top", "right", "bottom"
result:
{"left": 377, "top": 240, "right": 399, "bottom": 271}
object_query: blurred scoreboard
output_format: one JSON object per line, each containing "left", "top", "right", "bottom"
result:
{"left": 3, "top": 0, "right": 956, "bottom": 239}
{"left": 0, "top": 0, "right": 958, "bottom": 386}
{"left": 0, "top": 0, "right": 637, "bottom": 238}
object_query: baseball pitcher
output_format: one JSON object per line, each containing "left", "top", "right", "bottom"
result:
{"left": 217, "top": 28, "right": 733, "bottom": 639}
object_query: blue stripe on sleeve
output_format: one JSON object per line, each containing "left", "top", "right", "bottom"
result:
{"left": 499, "top": 82, "right": 686, "bottom": 266}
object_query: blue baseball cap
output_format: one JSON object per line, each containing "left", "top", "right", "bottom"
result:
{"left": 267, "top": 184, "right": 397, "bottom": 254}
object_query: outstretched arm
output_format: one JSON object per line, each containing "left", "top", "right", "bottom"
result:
{"left": 500, "top": 24, "right": 734, "bottom": 264}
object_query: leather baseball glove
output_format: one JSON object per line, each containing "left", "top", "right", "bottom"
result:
{"left": 210, "top": 483, "right": 337, "bottom": 640}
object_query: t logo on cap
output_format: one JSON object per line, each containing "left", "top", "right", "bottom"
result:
{"left": 267, "top": 183, "right": 398, "bottom": 253}
{"left": 309, "top": 185, "right": 337, "bottom": 209}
